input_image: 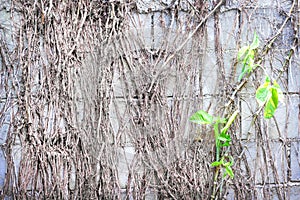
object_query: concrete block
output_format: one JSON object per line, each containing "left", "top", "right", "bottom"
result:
{"left": 128, "top": 10, "right": 196, "bottom": 51}
{"left": 275, "top": 21, "right": 295, "bottom": 50}
{"left": 145, "top": 190, "right": 158, "bottom": 200}
{"left": 223, "top": 0, "right": 276, "bottom": 8}
{"left": 0, "top": 149, "right": 6, "bottom": 188}
{"left": 268, "top": 142, "right": 288, "bottom": 183}
{"left": 12, "top": 138, "right": 21, "bottom": 179}
{"left": 0, "top": 7, "right": 12, "bottom": 30}
{"left": 0, "top": 102, "right": 15, "bottom": 144}
{"left": 267, "top": 102, "right": 287, "bottom": 139}
{"left": 128, "top": 13, "right": 154, "bottom": 49}
{"left": 136, "top": 0, "right": 194, "bottom": 13}
{"left": 0, "top": 123, "right": 9, "bottom": 144}
{"left": 118, "top": 146, "right": 136, "bottom": 188}
{"left": 111, "top": 60, "right": 130, "bottom": 98}
{"left": 290, "top": 186, "right": 300, "bottom": 200}
{"left": 201, "top": 50, "right": 218, "bottom": 95}
{"left": 253, "top": 186, "right": 281, "bottom": 200}
{"left": 240, "top": 141, "right": 256, "bottom": 174}
{"left": 205, "top": 16, "right": 215, "bottom": 51}
{"left": 173, "top": 11, "right": 197, "bottom": 49}
{"left": 241, "top": 8, "right": 278, "bottom": 45}
{"left": 288, "top": 58, "right": 300, "bottom": 93}
{"left": 0, "top": 0, "right": 10, "bottom": 8}
{"left": 242, "top": 141, "right": 288, "bottom": 184}
{"left": 287, "top": 95, "right": 299, "bottom": 138}
{"left": 111, "top": 56, "right": 146, "bottom": 97}
{"left": 0, "top": 5, "right": 20, "bottom": 51}
{"left": 220, "top": 11, "right": 239, "bottom": 50}
{"left": 109, "top": 99, "right": 132, "bottom": 144}
{"left": 240, "top": 88, "right": 297, "bottom": 140}
{"left": 223, "top": 50, "right": 239, "bottom": 80}
{"left": 240, "top": 95, "right": 257, "bottom": 139}
{"left": 152, "top": 12, "right": 173, "bottom": 50}
{"left": 261, "top": 50, "right": 289, "bottom": 93}
{"left": 163, "top": 61, "right": 200, "bottom": 97}
{"left": 251, "top": 0, "right": 277, "bottom": 8}
{"left": 290, "top": 142, "right": 300, "bottom": 181}
{"left": 111, "top": 45, "right": 202, "bottom": 99}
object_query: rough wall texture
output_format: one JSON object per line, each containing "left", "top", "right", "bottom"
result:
{"left": 0, "top": 0, "right": 299, "bottom": 199}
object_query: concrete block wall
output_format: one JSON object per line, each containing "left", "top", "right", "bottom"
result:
{"left": 0, "top": 0, "right": 20, "bottom": 192}
{"left": 0, "top": 0, "right": 299, "bottom": 199}
{"left": 112, "top": 0, "right": 300, "bottom": 198}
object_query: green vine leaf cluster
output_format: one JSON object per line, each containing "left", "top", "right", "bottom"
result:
{"left": 237, "top": 33, "right": 284, "bottom": 119}
{"left": 189, "top": 110, "right": 238, "bottom": 179}
{"left": 190, "top": 32, "right": 285, "bottom": 199}
{"left": 237, "top": 33, "right": 283, "bottom": 119}
{"left": 211, "top": 155, "right": 234, "bottom": 179}
{"left": 255, "top": 76, "right": 284, "bottom": 119}
{"left": 237, "top": 32, "right": 260, "bottom": 81}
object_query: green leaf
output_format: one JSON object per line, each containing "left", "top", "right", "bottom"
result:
{"left": 237, "top": 46, "right": 249, "bottom": 60}
{"left": 214, "top": 122, "right": 220, "bottom": 141}
{"left": 218, "top": 134, "right": 231, "bottom": 147}
{"left": 239, "top": 52, "right": 254, "bottom": 81}
{"left": 211, "top": 161, "right": 222, "bottom": 167}
{"left": 238, "top": 33, "right": 259, "bottom": 81}
{"left": 264, "top": 88, "right": 279, "bottom": 119}
{"left": 215, "top": 117, "right": 226, "bottom": 124}
{"left": 224, "top": 165, "right": 234, "bottom": 179}
{"left": 249, "top": 49, "right": 255, "bottom": 59}
{"left": 273, "top": 81, "right": 284, "bottom": 102}
{"left": 271, "top": 87, "right": 279, "bottom": 108}
{"left": 219, "top": 134, "right": 230, "bottom": 141}
{"left": 189, "top": 110, "right": 213, "bottom": 124}
{"left": 228, "top": 156, "right": 234, "bottom": 166}
{"left": 256, "top": 86, "right": 271, "bottom": 105}
{"left": 265, "top": 76, "right": 271, "bottom": 83}
{"left": 250, "top": 32, "right": 260, "bottom": 50}
{"left": 256, "top": 77, "right": 283, "bottom": 119}
{"left": 247, "top": 56, "right": 254, "bottom": 72}
{"left": 242, "top": 51, "right": 252, "bottom": 66}
{"left": 223, "top": 161, "right": 231, "bottom": 167}
{"left": 218, "top": 134, "right": 231, "bottom": 142}
{"left": 214, "top": 121, "right": 221, "bottom": 150}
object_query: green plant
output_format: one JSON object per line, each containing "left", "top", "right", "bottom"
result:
{"left": 190, "top": 109, "right": 238, "bottom": 199}
{"left": 190, "top": 110, "right": 238, "bottom": 178}
{"left": 238, "top": 32, "right": 284, "bottom": 119}
{"left": 189, "top": 32, "right": 284, "bottom": 199}
{"left": 255, "top": 76, "right": 284, "bottom": 119}
{"left": 237, "top": 32, "right": 260, "bottom": 81}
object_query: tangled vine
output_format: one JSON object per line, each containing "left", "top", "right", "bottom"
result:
{"left": 0, "top": 0, "right": 299, "bottom": 199}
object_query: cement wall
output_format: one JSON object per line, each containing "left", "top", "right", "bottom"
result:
{"left": 0, "top": 0, "right": 299, "bottom": 199}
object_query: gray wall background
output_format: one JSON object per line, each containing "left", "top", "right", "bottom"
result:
{"left": 0, "top": 0, "right": 300, "bottom": 199}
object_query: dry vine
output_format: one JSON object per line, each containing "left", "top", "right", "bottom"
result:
{"left": 0, "top": 0, "right": 299, "bottom": 199}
